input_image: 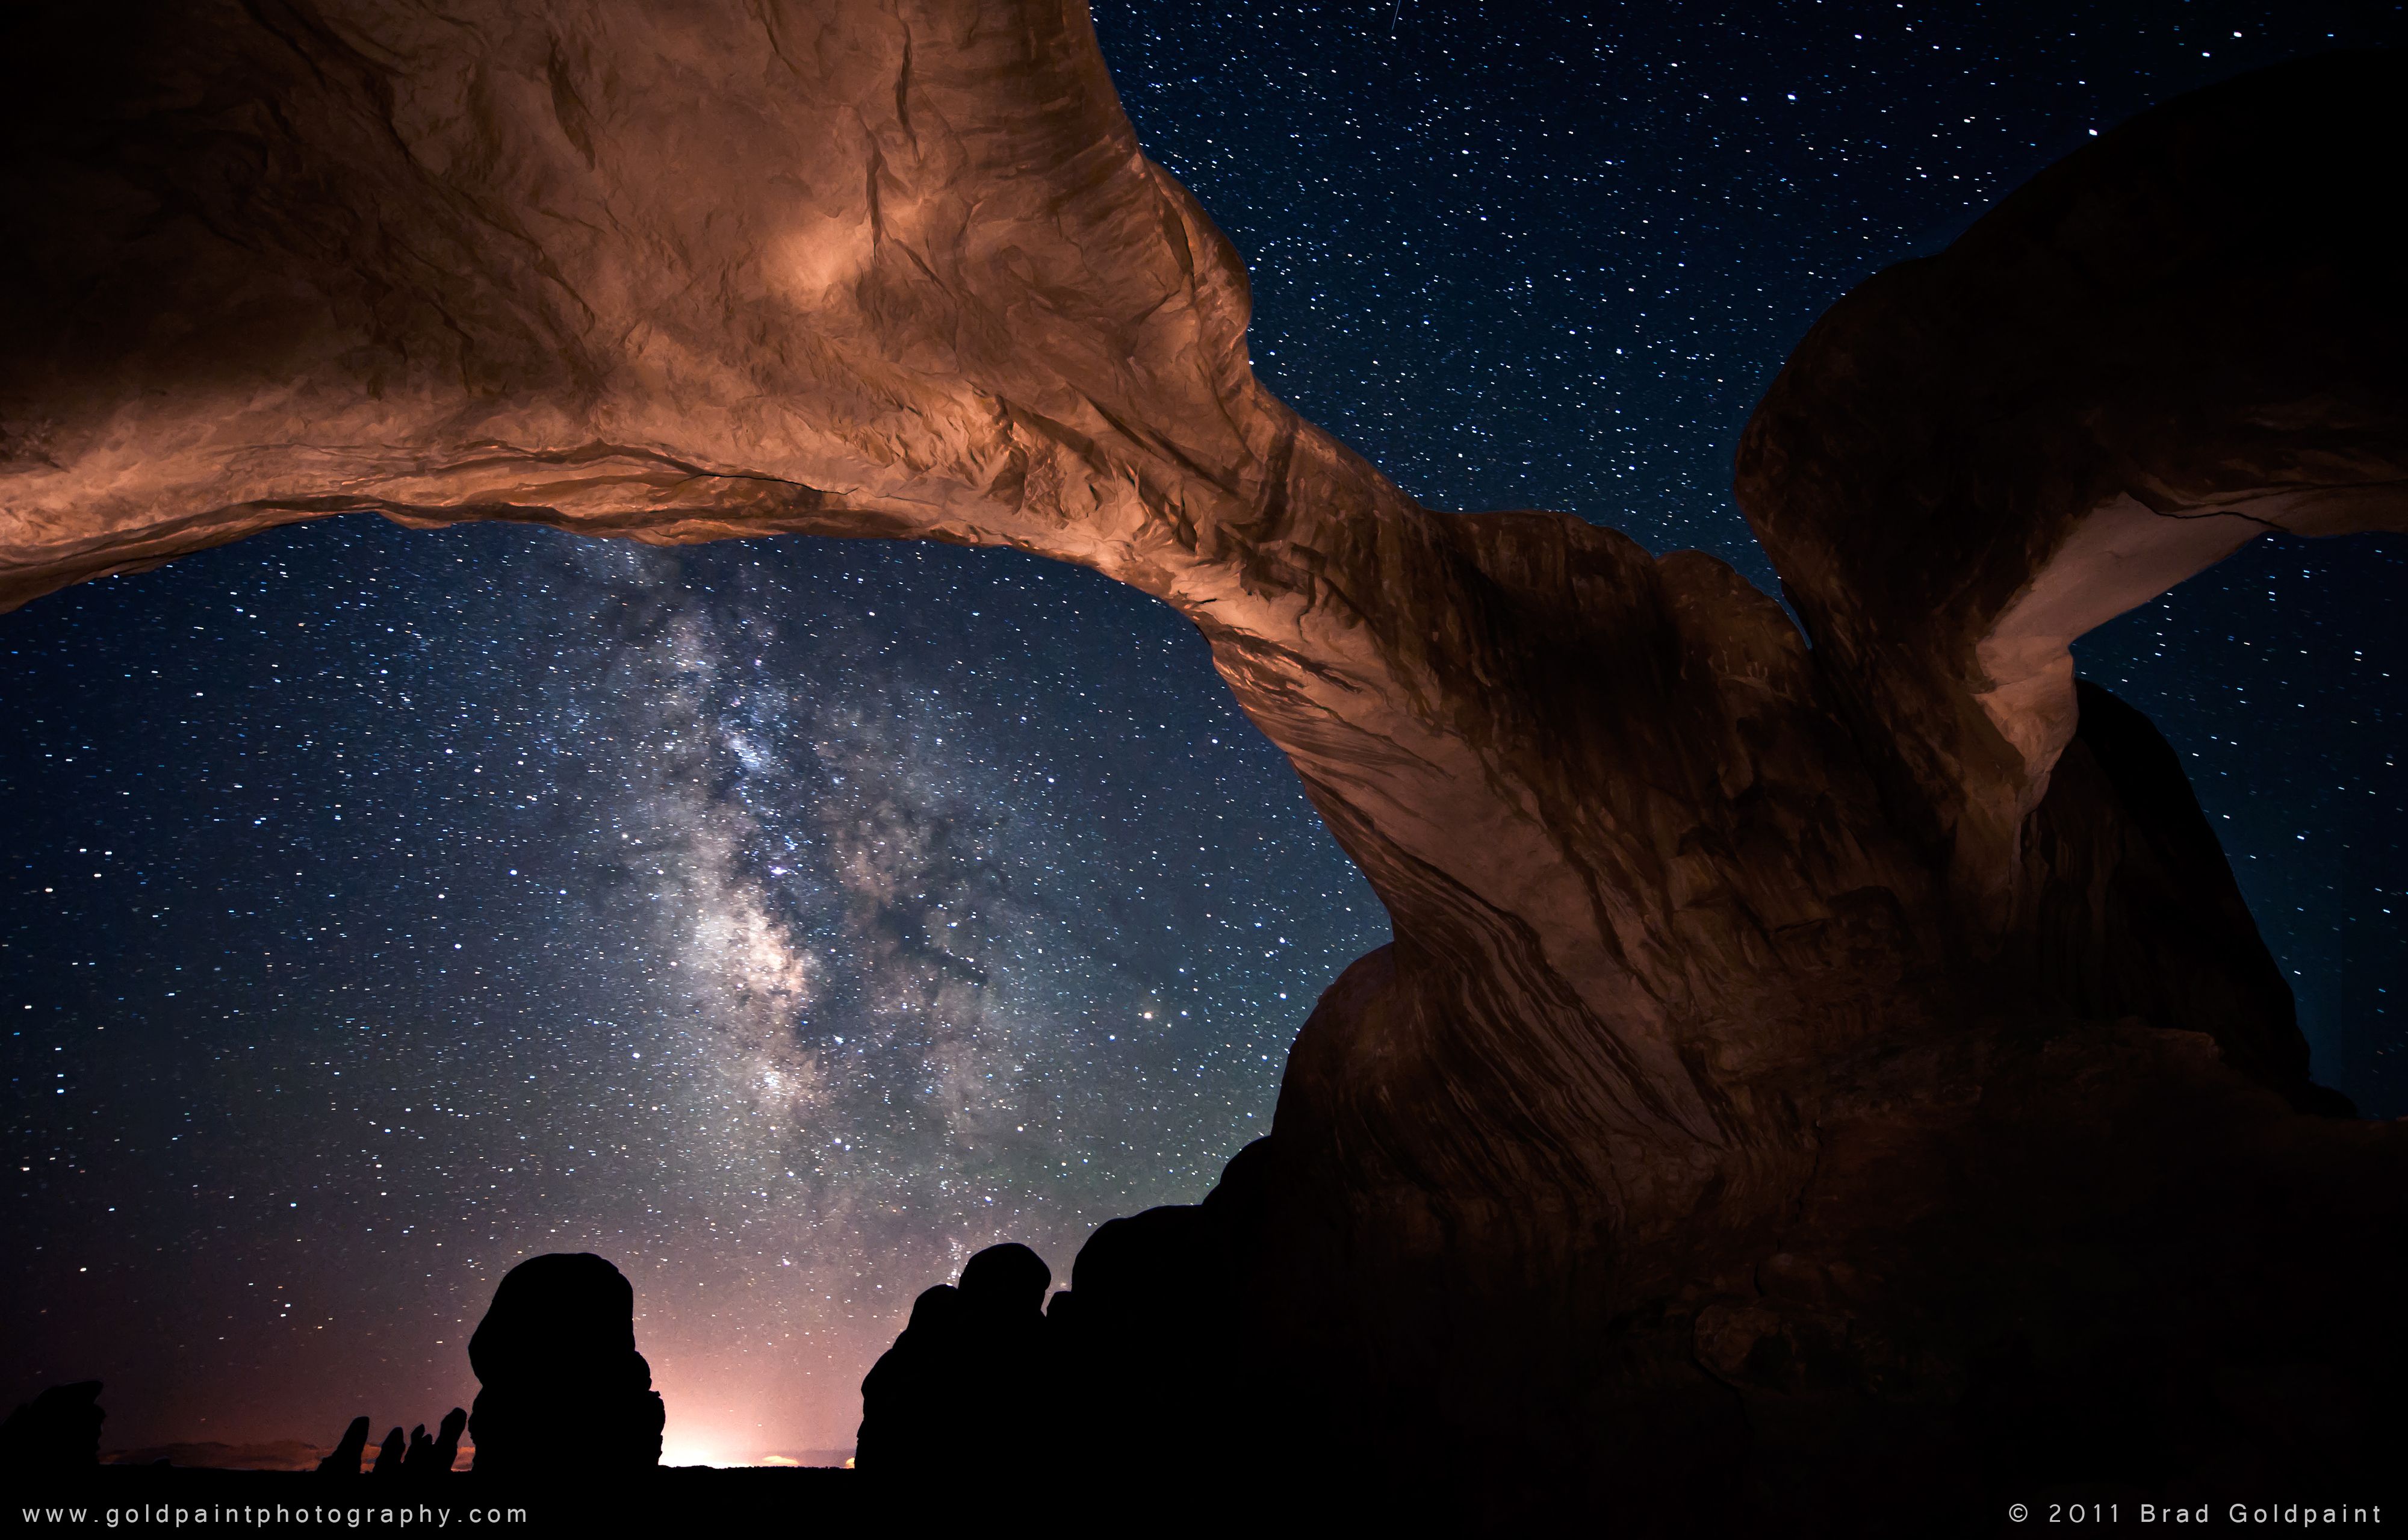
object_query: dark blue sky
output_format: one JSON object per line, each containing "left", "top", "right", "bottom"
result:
{"left": 4, "top": 0, "right": 2400, "bottom": 1461}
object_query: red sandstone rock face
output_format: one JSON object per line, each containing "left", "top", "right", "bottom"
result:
{"left": 2, "top": 4, "right": 2401, "bottom": 1519}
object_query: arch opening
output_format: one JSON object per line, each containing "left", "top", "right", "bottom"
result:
{"left": 0, "top": 514, "right": 1388, "bottom": 1461}
{"left": 2071, "top": 529, "right": 2408, "bottom": 1115}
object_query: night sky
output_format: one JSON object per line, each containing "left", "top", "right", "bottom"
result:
{"left": 5, "top": 0, "right": 2401, "bottom": 1463}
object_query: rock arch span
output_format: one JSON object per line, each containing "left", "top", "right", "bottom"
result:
{"left": 3, "top": 3, "right": 2402, "bottom": 1520}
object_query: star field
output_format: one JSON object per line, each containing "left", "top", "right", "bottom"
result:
{"left": 4, "top": 0, "right": 2403, "bottom": 1461}
{"left": 3, "top": 532, "right": 1376, "bottom": 1458}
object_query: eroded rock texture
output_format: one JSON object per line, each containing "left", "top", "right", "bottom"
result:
{"left": 2, "top": 2, "right": 2400, "bottom": 1522}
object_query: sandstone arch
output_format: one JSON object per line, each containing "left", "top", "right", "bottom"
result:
{"left": 3, "top": 4, "right": 2401, "bottom": 1520}
{"left": 1737, "top": 51, "right": 2407, "bottom": 917}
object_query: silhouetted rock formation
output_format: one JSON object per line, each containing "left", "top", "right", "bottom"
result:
{"left": 1, "top": 1, "right": 2401, "bottom": 1523}
{"left": 855, "top": 1284, "right": 962, "bottom": 1474}
{"left": 370, "top": 1426, "right": 405, "bottom": 1476}
{"left": 856, "top": 1243, "right": 1053, "bottom": 1479}
{"left": 0, "top": 1381, "right": 102, "bottom": 1474}
{"left": 409, "top": 1408, "right": 467, "bottom": 1476}
{"left": 314, "top": 1417, "right": 371, "bottom": 1475}
{"left": 468, "top": 1253, "right": 664, "bottom": 1476}
{"left": 311, "top": 1406, "right": 465, "bottom": 1476}
{"left": 959, "top": 1241, "right": 1050, "bottom": 1317}
{"left": 1737, "top": 51, "right": 2406, "bottom": 949}
{"left": 1043, "top": 1172, "right": 1268, "bottom": 1480}
{"left": 858, "top": 1189, "right": 1276, "bottom": 1489}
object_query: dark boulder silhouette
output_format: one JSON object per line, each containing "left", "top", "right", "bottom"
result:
{"left": 856, "top": 1243, "right": 1054, "bottom": 1478}
{"left": 467, "top": 1252, "right": 665, "bottom": 1476}
{"left": 858, "top": 1211, "right": 1314, "bottom": 1510}
{"left": 853, "top": 1164, "right": 1285, "bottom": 1490}
{"left": 959, "top": 1242, "right": 1051, "bottom": 1318}
{"left": 314, "top": 1417, "right": 371, "bottom": 1474}
{"left": 0, "top": 1381, "right": 103, "bottom": 1474}
{"left": 953, "top": 1243, "right": 1053, "bottom": 1475}
{"left": 1043, "top": 1142, "right": 1279, "bottom": 1488}
{"left": 855, "top": 1283, "right": 963, "bottom": 1474}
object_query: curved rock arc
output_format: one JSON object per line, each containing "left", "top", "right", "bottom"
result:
{"left": 0, "top": 0, "right": 1954, "bottom": 1232}
{"left": 3, "top": 4, "right": 2401, "bottom": 1518}
{"left": 1736, "top": 49, "right": 2408, "bottom": 927}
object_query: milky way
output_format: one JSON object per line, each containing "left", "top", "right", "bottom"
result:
{"left": 1, "top": 529, "right": 1380, "bottom": 1456}
{"left": 5, "top": 0, "right": 2402, "bottom": 1461}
